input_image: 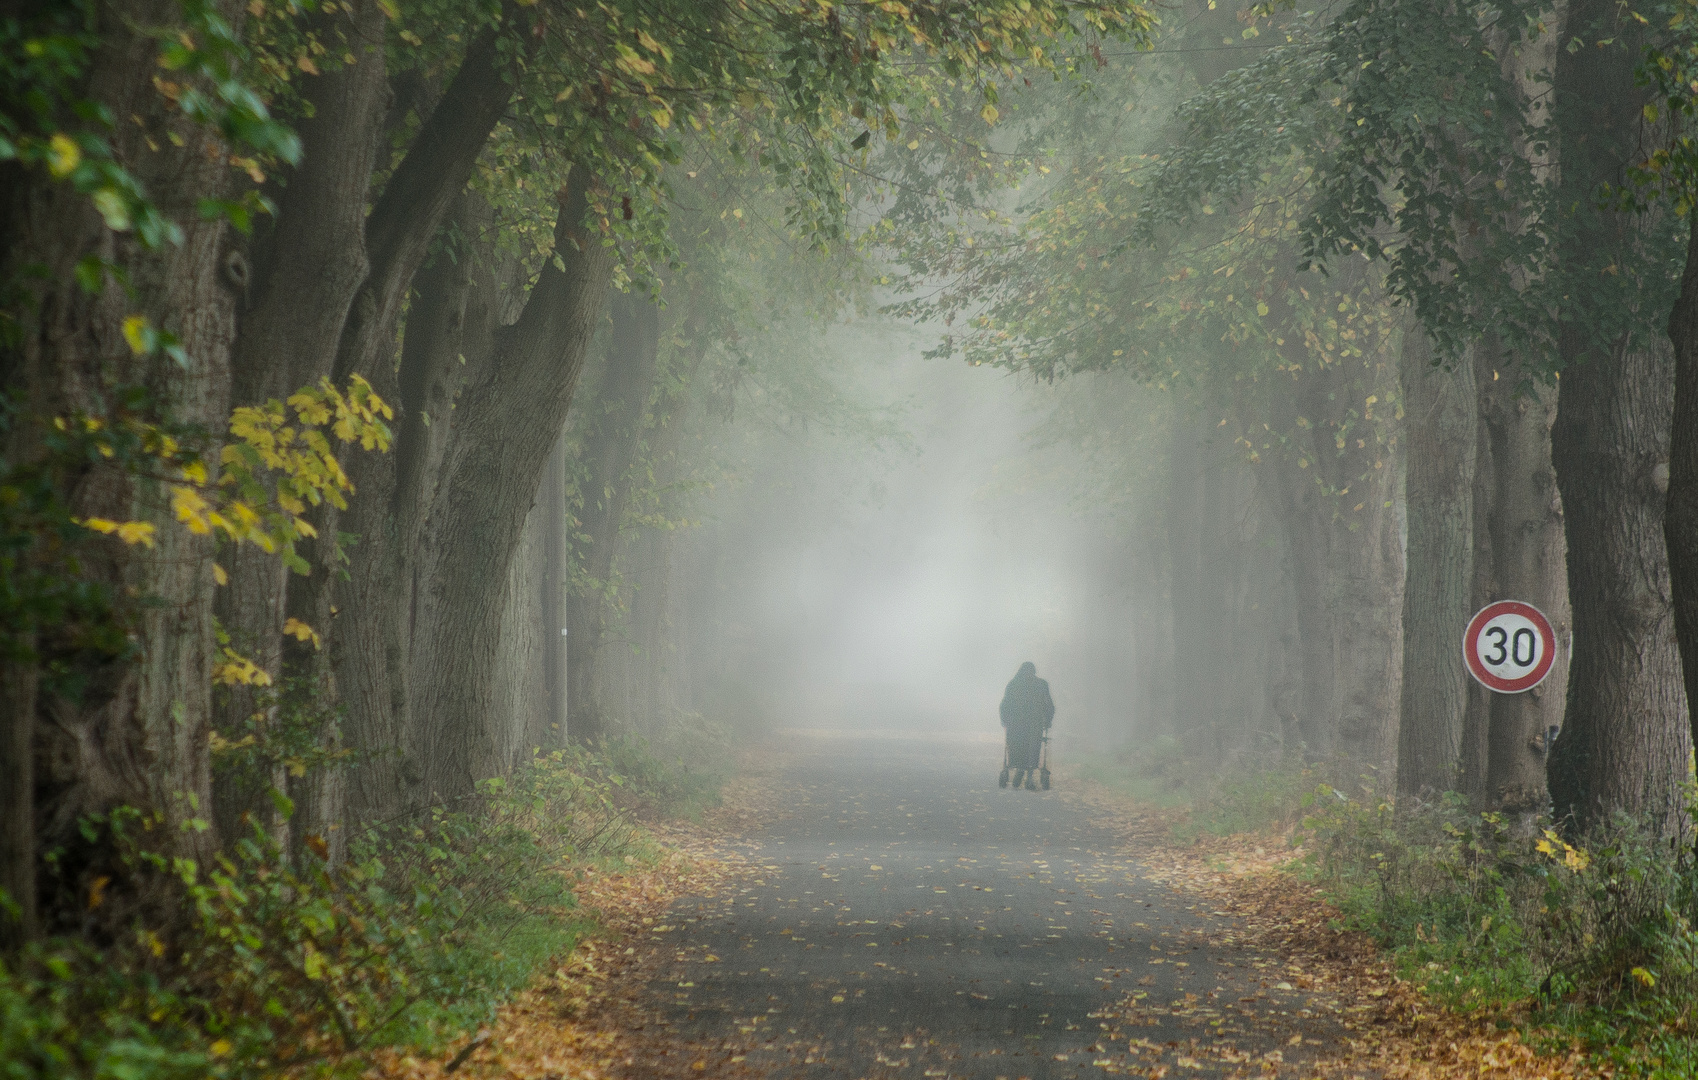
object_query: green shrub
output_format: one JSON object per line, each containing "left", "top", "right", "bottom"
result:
{"left": 1295, "top": 784, "right": 1698, "bottom": 1074}
{"left": 1, "top": 750, "right": 651, "bottom": 1079}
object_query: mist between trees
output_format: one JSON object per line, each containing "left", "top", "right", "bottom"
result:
{"left": 7, "top": 0, "right": 1698, "bottom": 1069}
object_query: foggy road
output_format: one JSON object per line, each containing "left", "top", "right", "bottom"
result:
{"left": 627, "top": 731, "right": 1356, "bottom": 1080}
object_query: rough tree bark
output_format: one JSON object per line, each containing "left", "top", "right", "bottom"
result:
{"left": 1549, "top": 337, "right": 1689, "bottom": 832}
{"left": 1545, "top": 0, "right": 1691, "bottom": 834}
{"left": 302, "top": 19, "right": 521, "bottom": 820}
{"left": 1476, "top": 347, "right": 1570, "bottom": 817}
{"left": 1397, "top": 330, "right": 1477, "bottom": 800}
{"left": 539, "top": 434, "right": 570, "bottom": 748}
{"left": 1458, "top": 377, "right": 1496, "bottom": 808}
{"left": 214, "top": 0, "right": 390, "bottom": 849}
{"left": 1, "top": 0, "right": 243, "bottom": 931}
{"left": 333, "top": 193, "right": 515, "bottom": 820}
{"left": 493, "top": 498, "right": 548, "bottom": 770}
{"left": 1667, "top": 219, "right": 1698, "bottom": 804}
{"left": 410, "top": 183, "right": 617, "bottom": 797}
{"left": 565, "top": 290, "right": 664, "bottom": 745}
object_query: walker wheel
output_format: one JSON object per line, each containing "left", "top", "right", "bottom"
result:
{"left": 998, "top": 768, "right": 1010, "bottom": 789}
{"left": 1040, "top": 769, "right": 1051, "bottom": 791}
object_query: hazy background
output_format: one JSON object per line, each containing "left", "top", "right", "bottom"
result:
{"left": 676, "top": 316, "right": 1170, "bottom": 758}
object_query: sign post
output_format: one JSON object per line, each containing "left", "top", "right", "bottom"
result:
{"left": 1463, "top": 600, "right": 1557, "bottom": 694}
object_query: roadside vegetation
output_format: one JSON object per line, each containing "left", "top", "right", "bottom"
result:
{"left": 0, "top": 734, "right": 723, "bottom": 1080}
{"left": 1085, "top": 746, "right": 1698, "bottom": 1079}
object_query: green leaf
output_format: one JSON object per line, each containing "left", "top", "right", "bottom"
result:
{"left": 267, "top": 787, "right": 296, "bottom": 821}
{"left": 74, "top": 255, "right": 105, "bottom": 293}
{"left": 91, "top": 188, "right": 132, "bottom": 231}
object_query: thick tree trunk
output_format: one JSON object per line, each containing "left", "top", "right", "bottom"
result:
{"left": 282, "top": 19, "right": 516, "bottom": 823}
{"left": 1265, "top": 354, "right": 1405, "bottom": 776}
{"left": 1476, "top": 349, "right": 1570, "bottom": 816}
{"left": 213, "top": 1, "right": 391, "bottom": 851}
{"left": 1397, "top": 331, "right": 1477, "bottom": 800}
{"left": 1, "top": 0, "right": 241, "bottom": 925}
{"left": 1549, "top": 338, "right": 1689, "bottom": 832}
{"left": 565, "top": 290, "right": 664, "bottom": 745}
{"left": 411, "top": 185, "right": 617, "bottom": 798}
{"left": 494, "top": 497, "right": 549, "bottom": 770}
{"left": 1668, "top": 219, "right": 1698, "bottom": 802}
{"left": 1544, "top": 0, "right": 1690, "bottom": 835}
{"left": 334, "top": 194, "right": 512, "bottom": 820}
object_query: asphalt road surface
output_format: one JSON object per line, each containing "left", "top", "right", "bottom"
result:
{"left": 632, "top": 730, "right": 1354, "bottom": 1079}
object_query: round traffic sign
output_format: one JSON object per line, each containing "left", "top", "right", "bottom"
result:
{"left": 1463, "top": 600, "right": 1557, "bottom": 693}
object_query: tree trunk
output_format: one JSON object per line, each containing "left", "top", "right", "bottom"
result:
{"left": 540, "top": 434, "right": 570, "bottom": 749}
{"left": 1549, "top": 337, "right": 1689, "bottom": 832}
{"left": 329, "top": 21, "right": 515, "bottom": 387}
{"left": 565, "top": 290, "right": 664, "bottom": 745}
{"left": 0, "top": 659, "right": 38, "bottom": 945}
{"left": 1544, "top": 0, "right": 1690, "bottom": 835}
{"left": 1265, "top": 352, "right": 1405, "bottom": 777}
{"left": 333, "top": 193, "right": 512, "bottom": 820}
{"left": 1667, "top": 219, "right": 1698, "bottom": 808}
{"left": 2, "top": 0, "right": 242, "bottom": 926}
{"left": 411, "top": 184, "right": 617, "bottom": 798}
{"left": 1458, "top": 379, "right": 1496, "bottom": 808}
{"left": 1476, "top": 348, "right": 1570, "bottom": 816}
{"left": 213, "top": 0, "right": 391, "bottom": 851}
{"left": 494, "top": 494, "right": 549, "bottom": 770}
{"left": 1397, "top": 330, "right": 1477, "bottom": 799}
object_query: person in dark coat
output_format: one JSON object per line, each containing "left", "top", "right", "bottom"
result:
{"left": 1000, "top": 661, "right": 1055, "bottom": 790}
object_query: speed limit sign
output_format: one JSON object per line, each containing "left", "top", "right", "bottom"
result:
{"left": 1463, "top": 600, "right": 1557, "bottom": 693}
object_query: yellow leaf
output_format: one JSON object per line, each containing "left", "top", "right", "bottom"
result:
{"left": 980, "top": 103, "right": 1000, "bottom": 124}
{"left": 181, "top": 460, "right": 209, "bottom": 485}
{"left": 115, "top": 521, "right": 156, "bottom": 548}
{"left": 209, "top": 1040, "right": 232, "bottom": 1057}
{"left": 1631, "top": 966, "right": 1656, "bottom": 987}
{"left": 283, "top": 617, "right": 321, "bottom": 650}
{"left": 122, "top": 314, "right": 152, "bottom": 355}
{"left": 47, "top": 133, "right": 81, "bottom": 177}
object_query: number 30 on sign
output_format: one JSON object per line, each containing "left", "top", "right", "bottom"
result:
{"left": 1463, "top": 600, "right": 1557, "bottom": 694}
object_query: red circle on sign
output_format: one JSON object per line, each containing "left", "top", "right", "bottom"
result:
{"left": 1463, "top": 600, "right": 1557, "bottom": 693}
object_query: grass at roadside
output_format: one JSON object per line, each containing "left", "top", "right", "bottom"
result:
{"left": 1076, "top": 747, "right": 1698, "bottom": 1080}
{"left": 0, "top": 735, "right": 725, "bottom": 1080}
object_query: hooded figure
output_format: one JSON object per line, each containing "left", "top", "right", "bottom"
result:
{"left": 1000, "top": 661, "right": 1055, "bottom": 790}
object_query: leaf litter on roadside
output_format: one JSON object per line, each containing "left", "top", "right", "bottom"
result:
{"left": 1062, "top": 777, "right": 1605, "bottom": 1080}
